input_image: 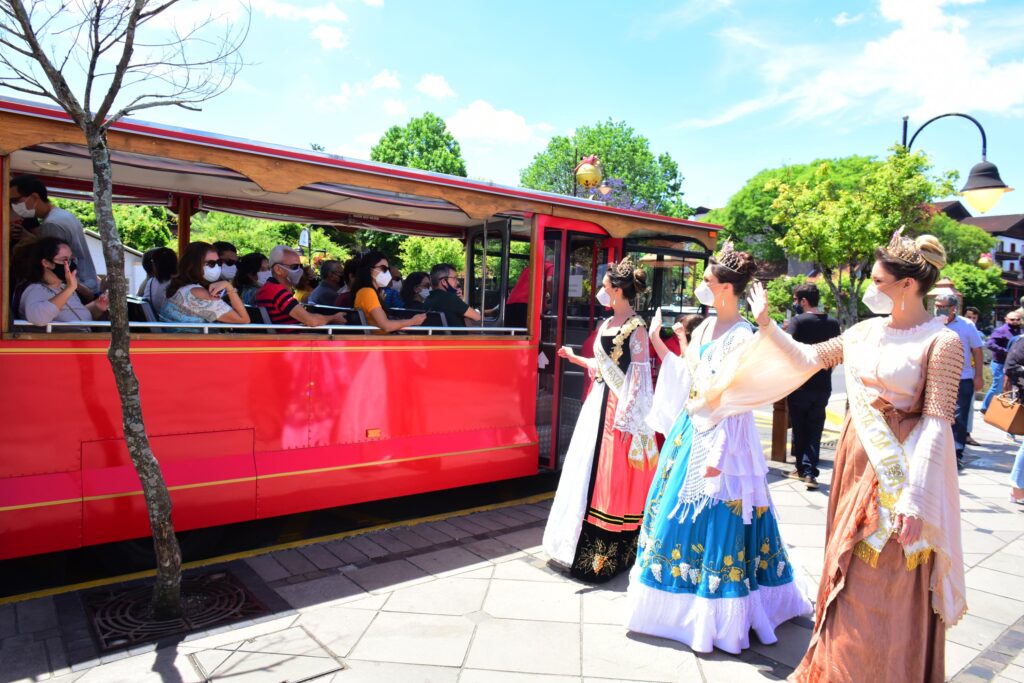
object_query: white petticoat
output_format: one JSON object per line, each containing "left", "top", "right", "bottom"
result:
{"left": 542, "top": 384, "right": 604, "bottom": 565}
{"left": 625, "top": 562, "right": 813, "bottom": 654}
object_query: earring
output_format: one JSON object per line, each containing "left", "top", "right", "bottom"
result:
{"left": 901, "top": 291, "right": 906, "bottom": 312}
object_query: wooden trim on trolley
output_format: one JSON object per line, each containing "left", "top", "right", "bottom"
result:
{"left": 0, "top": 109, "right": 717, "bottom": 244}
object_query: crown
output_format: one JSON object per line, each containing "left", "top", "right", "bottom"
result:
{"left": 611, "top": 257, "right": 636, "bottom": 278}
{"left": 712, "top": 239, "right": 744, "bottom": 273}
{"left": 884, "top": 227, "right": 924, "bottom": 266}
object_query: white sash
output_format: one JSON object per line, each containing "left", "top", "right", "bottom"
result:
{"left": 592, "top": 317, "right": 641, "bottom": 401}
{"left": 844, "top": 339, "right": 933, "bottom": 566}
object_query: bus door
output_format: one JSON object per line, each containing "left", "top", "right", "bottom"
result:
{"left": 623, "top": 236, "right": 712, "bottom": 323}
{"left": 536, "top": 229, "right": 613, "bottom": 470}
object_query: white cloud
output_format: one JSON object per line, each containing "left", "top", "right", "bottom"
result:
{"left": 322, "top": 82, "right": 354, "bottom": 109}
{"left": 448, "top": 100, "right": 544, "bottom": 144}
{"left": 676, "top": 94, "right": 791, "bottom": 128}
{"left": 362, "top": 0, "right": 384, "bottom": 5}
{"left": 631, "top": 0, "right": 734, "bottom": 39}
{"left": 692, "top": 0, "right": 1024, "bottom": 128}
{"left": 370, "top": 69, "right": 401, "bottom": 90}
{"left": 833, "top": 12, "right": 864, "bottom": 26}
{"left": 415, "top": 74, "right": 457, "bottom": 99}
{"left": 311, "top": 24, "right": 348, "bottom": 51}
{"left": 383, "top": 99, "right": 408, "bottom": 116}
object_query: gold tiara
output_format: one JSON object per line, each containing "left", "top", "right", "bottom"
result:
{"left": 611, "top": 257, "right": 636, "bottom": 278}
{"left": 883, "top": 227, "right": 924, "bottom": 266}
{"left": 712, "top": 239, "right": 744, "bottom": 273}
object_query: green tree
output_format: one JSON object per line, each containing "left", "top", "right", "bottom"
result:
{"left": 772, "top": 148, "right": 954, "bottom": 329}
{"left": 519, "top": 119, "right": 690, "bottom": 216}
{"left": 360, "top": 113, "right": 468, "bottom": 257}
{"left": 190, "top": 213, "right": 349, "bottom": 262}
{"left": 398, "top": 236, "right": 465, "bottom": 274}
{"left": 53, "top": 199, "right": 174, "bottom": 252}
{"left": 910, "top": 213, "right": 995, "bottom": 265}
{"left": 706, "top": 156, "right": 877, "bottom": 262}
{"left": 942, "top": 262, "right": 1005, "bottom": 317}
{"left": 370, "top": 112, "right": 468, "bottom": 177}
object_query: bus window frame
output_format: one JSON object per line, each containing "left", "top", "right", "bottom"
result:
{"left": 2, "top": 190, "right": 538, "bottom": 342}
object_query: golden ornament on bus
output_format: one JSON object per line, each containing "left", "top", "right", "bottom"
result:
{"left": 574, "top": 155, "right": 603, "bottom": 189}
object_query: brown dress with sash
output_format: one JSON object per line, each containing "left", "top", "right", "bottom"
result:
{"left": 790, "top": 333, "right": 964, "bottom": 683}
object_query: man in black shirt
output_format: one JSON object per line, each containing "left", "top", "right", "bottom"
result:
{"left": 786, "top": 284, "right": 841, "bottom": 490}
{"left": 424, "top": 263, "right": 482, "bottom": 328}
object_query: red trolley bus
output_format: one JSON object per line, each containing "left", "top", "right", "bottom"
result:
{"left": 0, "top": 96, "right": 718, "bottom": 560}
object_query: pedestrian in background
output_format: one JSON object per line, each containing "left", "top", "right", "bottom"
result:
{"left": 981, "top": 310, "right": 1021, "bottom": 415}
{"left": 785, "top": 284, "right": 841, "bottom": 490}
{"left": 936, "top": 293, "right": 984, "bottom": 471}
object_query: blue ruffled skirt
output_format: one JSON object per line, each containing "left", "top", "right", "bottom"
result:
{"left": 626, "top": 411, "right": 812, "bottom": 654}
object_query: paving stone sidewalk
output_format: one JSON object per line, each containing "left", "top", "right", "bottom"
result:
{"left": 2, "top": 405, "right": 1023, "bottom": 682}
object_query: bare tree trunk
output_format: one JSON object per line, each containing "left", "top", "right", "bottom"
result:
{"left": 86, "top": 129, "right": 182, "bottom": 619}
{"left": 819, "top": 265, "right": 853, "bottom": 330}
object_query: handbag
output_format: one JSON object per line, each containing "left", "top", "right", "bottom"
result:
{"left": 983, "top": 392, "right": 1024, "bottom": 435}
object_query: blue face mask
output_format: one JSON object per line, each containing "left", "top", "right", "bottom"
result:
{"left": 792, "top": 303, "right": 803, "bottom": 316}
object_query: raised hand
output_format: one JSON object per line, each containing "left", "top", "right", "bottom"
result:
{"left": 746, "top": 281, "right": 771, "bottom": 328}
{"left": 650, "top": 308, "right": 663, "bottom": 336}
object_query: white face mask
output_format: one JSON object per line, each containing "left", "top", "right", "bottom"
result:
{"left": 285, "top": 265, "right": 304, "bottom": 286}
{"left": 220, "top": 264, "right": 238, "bottom": 279}
{"left": 694, "top": 281, "right": 716, "bottom": 307}
{"left": 12, "top": 199, "right": 35, "bottom": 219}
{"left": 596, "top": 287, "right": 612, "bottom": 307}
{"left": 862, "top": 284, "right": 894, "bottom": 315}
{"left": 203, "top": 265, "right": 222, "bottom": 283}
{"left": 256, "top": 271, "right": 272, "bottom": 286}
{"left": 375, "top": 269, "right": 393, "bottom": 288}
{"left": 419, "top": 287, "right": 431, "bottom": 300}
{"left": 391, "top": 279, "right": 402, "bottom": 291}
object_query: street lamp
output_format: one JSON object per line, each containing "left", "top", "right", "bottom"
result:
{"left": 902, "top": 113, "right": 1013, "bottom": 214}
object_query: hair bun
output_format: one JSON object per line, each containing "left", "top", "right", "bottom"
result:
{"left": 735, "top": 251, "right": 758, "bottom": 278}
{"left": 632, "top": 267, "right": 648, "bottom": 293}
{"left": 915, "top": 235, "right": 947, "bottom": 270}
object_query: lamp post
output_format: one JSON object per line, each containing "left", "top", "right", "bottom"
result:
{"left": 902, "top": 113, "right": 1013, "bottom": 214}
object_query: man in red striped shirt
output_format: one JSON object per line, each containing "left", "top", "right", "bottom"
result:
{"left": 255, "top": 246, "right": 347, "bottom": 330}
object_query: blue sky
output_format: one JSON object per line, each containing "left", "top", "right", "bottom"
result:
{"left": 56, "top": 0, "right": 1024, "bottom": 215}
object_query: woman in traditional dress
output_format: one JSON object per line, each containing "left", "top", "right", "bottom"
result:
{"left": 735, "top": 231, "right": 966, "bottom": 681}
{"left": 625, "top": 242, "right": 811, "bottom": 654}
{"left": 542, "top": 259, "right": 659, "bottom": 583}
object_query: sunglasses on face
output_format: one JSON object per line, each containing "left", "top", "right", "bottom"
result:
{"left": 374, "top": 264, "right": 390, "bottom": 272}
{"left": 204, "top": 260, "right": 222, "bottom": 268}
{"left": 274, "top": 262, "right": 302, "bottom": 271}
{"left": 221, "top": 258, "right": 237, "bottom": 266}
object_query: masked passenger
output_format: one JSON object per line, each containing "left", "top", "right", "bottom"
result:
{"left": 19, "top": 237, "right": 109, "bottom": 331}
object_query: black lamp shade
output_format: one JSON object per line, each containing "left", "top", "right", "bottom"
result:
{"left": 961, "top": 160, "right": 1010, "bottom": 192}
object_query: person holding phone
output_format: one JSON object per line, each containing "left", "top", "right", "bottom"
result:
{"left": 19, "top": 237, "right": 108, "bottom": 331}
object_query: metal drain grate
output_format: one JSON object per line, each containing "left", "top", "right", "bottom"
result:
{"left": 83, "top": 570, "right": 270, "bottom": 652}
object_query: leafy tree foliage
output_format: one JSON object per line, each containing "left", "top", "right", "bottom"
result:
{"left": 942, "top": 262, "right": 1006, "bottom": 318}
{"left": 771, "top": 148, "right": 954, "bottom": 329}
{"left": 54, "top": 199, "right": 173, "bottom": 252}
{"left": 706, "top": 156, "right": 877, "bottom": 262}
{"left": 190, "top": 212, "right": 350, "bottom": 262}
{"left": 520, "top": 119, "right": 690, "bottom": 217}
{"left": 398, "top": 236, "right": 466, "bottom": 274}
{"left": 370, "top": 112, "right": 468, "bottom": 177}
